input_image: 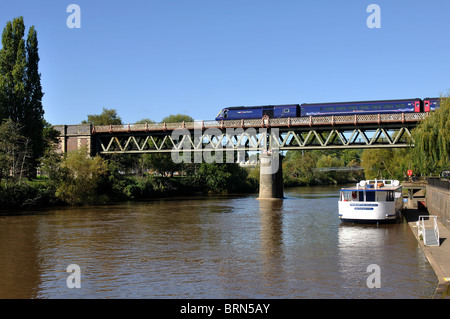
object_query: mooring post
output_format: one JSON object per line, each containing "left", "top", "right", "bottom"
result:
{"left": 258, "top": 151, "right": 284, "bottom": 199}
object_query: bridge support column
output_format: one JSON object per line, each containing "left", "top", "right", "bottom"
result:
{"left": 258, "top": 151, "right": 284, "bottom": 199}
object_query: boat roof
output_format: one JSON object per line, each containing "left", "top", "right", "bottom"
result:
{"left": 340, "top": 180, "right": 402, "bottom": 191}
{"left": 340, "top": 186, "right": 402, "bottom": 191}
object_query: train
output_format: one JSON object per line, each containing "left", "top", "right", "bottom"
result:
{"left": 215, "top": 97, "right": 441, "bottom": 121}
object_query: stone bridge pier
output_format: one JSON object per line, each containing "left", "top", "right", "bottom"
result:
{"left": 258, "top": 151, "right": 284, "bottom": 199}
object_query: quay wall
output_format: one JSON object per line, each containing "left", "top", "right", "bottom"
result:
{"left": 426, "top": 180, "right": 450, "bottom": 229}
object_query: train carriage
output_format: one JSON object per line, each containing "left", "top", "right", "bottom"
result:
{"left": 215, "top": 104, "right": 299, "bottom": 121}
{"left": 214, "top": 97, "right": 440, "bottom": 121}
{"left": 423, "top": 97, "right": 441, "bottom": 112}
{"left": 300, "top": 98, "right": 422, "bottom": 117}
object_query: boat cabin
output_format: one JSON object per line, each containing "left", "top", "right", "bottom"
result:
{"left": 338, "top": 180, "right": 403, "bottom": 222}
{"left": 340, "top": 180, "right": 402, "bottom": 203}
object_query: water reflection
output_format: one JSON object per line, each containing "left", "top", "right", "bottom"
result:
{"left": 337, "top": 222, "right": 435, "bottom": 298}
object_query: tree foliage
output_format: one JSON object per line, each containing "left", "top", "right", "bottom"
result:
{"left": 162, "top": 114, "right": 194, "bottom": 123}
{"left": 282, "top": 150, "right": 363, "bottom": 186}
{"left": 0, "top": 17, "right": 45, "bottom": 171}
{"left": 0, "top": 119, "right": 31, "bottom": 184}
{"left": 82, "top": 108, "right": 122, "bottom": 125}
{"left": 144, "top": 114, "right": 194, "bottom": 176}
{"left": 360, "top": 149, "right": 397, "bottom": 180}
{"left": 54, "top": 147, "right": 108, "bottom": 205}
{"left": 412, "top": 95, "right": 450, "bottom": 175}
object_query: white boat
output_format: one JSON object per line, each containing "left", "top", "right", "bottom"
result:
{"left": 338, "top": 180, "right": 403, "bottom": 223}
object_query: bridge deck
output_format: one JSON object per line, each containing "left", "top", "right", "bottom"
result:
{"left": 92, "top": 113, "right": 427, "bottom": 134}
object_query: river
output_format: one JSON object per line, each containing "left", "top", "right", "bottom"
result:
{"left": 0, "top": 185, "right": 437, "bottom": 299}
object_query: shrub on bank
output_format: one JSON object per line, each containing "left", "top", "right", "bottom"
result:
{"left": 0, "top": 180, "right": 58, "bottom": 210}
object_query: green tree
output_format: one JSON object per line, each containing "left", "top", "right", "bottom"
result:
{"left": 42, "top": 120, "right": 61, "bottom": 153}
{"left": 0, "top": 17, "right": 45, "bottom": 172}
{"left": 135, "top": 118, "right": 155, "bottom": 124}
{"left": 0, "top": 119, "right": 31, "bottom": 184}
{"left": 55, "top": 147, "right": 108, "bottom": 205}
{"left": 145, "top": 114, "right": 194, "bottom": 176}
{"left": 412, "top": 95, "right": 450, "bottom": 175}
{"left": 161, "top": 114, "right": 194, "bottom": 123}
{"left": 195, "top": 162, "right": 251, "bottom": 193}
{"left": 361, "top": 149, "right": 395, "bottom": 179}
{"left": 0, "top": 17, "right": 26, "bottom": 122}
{"left": 283, "top": 151, "right": 318, "bottom": 186}
{"left": 24, "top": 25, "right": 45, "bottom": 167}
{"left": 82, "top": 108, "right": 122, "bottom": 125}
{"left": 341, "top": 149, "right": 363, "bottom": 166}
{"left": 316, "top": 154, "right": 347, "bottom": 184}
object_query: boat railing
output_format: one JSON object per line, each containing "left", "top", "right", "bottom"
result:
{"left": 417, "top": 215, "right": 440, "bottom": 246}
{"left": 356, "top": 180, "right": 400, "bottom": 190}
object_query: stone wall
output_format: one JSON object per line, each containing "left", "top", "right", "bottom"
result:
{"left": 426, "top": 180, "right": 450, "bottom": 229}
{"left": 53, "top": 124, "right": 93, "bottom": 155}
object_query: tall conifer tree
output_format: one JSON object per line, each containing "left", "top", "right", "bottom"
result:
{"left": 0, "top": 17, "right": 45, "bottom": 174}
{"left": 25, "top": 25, "right": 44, "bottom": 165}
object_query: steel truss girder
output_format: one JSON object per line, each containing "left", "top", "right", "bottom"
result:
{"left": 95, "top": 126, "right": 415, "bottom": 154}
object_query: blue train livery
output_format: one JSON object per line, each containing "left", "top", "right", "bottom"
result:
{"left": 214, "top": 97, "right": 442, "bottom": 121}
{"left": 299, "top": 98, "right": 421, "bottom": 117}
{"left": 215, "top": 104, "right": 299, "bottom": 121}
{"left": 423, "top": 97, "right": 441, "bottom": 112}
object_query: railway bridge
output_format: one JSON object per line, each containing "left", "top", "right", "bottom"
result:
{"left": 53, "top": 112, "right": 428, "bottom": 199}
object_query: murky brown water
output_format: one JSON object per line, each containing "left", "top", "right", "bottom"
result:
{"left": 0, "top": 185, "right": 437, "bottom": 299}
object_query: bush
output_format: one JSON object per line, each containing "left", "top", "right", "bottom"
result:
{"left": 0, "top": 180, "right": 57, "bottom": 210}
{"left": 54, "top": 148, "right": 108, "bottom": 205}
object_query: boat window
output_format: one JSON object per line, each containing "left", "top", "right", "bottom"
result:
{"left": 341, "top": 191, "right": 357, "bottom": 201}
{"left": 366, "top": 191, "right": 376, "bottom": 202}
{"left": 386, "top": 191, "right": 394, "bottom": 202}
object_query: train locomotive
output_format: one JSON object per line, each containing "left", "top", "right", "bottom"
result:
{"left": 215, "top": 97, "right": 441, "bottom": 121}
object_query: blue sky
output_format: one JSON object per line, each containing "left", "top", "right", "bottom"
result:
{"left": 1, "top": 0, "right": 449, "bottom": 125}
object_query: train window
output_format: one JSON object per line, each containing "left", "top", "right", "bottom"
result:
{"left": 371, "top": 105, "right": 381, "bottom": 109}
{"left": 383, "top": 104, "right": 394, "bottom": 109}
{"left": 284, "top": 108, "right": 290, "bottom": 113}
{"left": 348, "top": 106, "right": 357, "bottom": 110}
{"left": 224, "top": 110, "right": 228, "bottom": 119}
{"left": 398, "top": 103, "right": 406, "bottom": 109}
{"left": 336, "top": 106, "right": 346, "bottom": 111}
{"left": 359, "top": 106, "right": 370, "bottom": 110}
{"left": 325, "top": 107, "right": 335, "bottom": 111}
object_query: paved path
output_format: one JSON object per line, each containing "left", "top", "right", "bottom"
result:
{"left": 403, "top": 209, "right": 450, "bottom": 299}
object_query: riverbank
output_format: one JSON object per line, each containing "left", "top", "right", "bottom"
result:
{"left": 403, "top": 208, "right": 450, "bottom": 299}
